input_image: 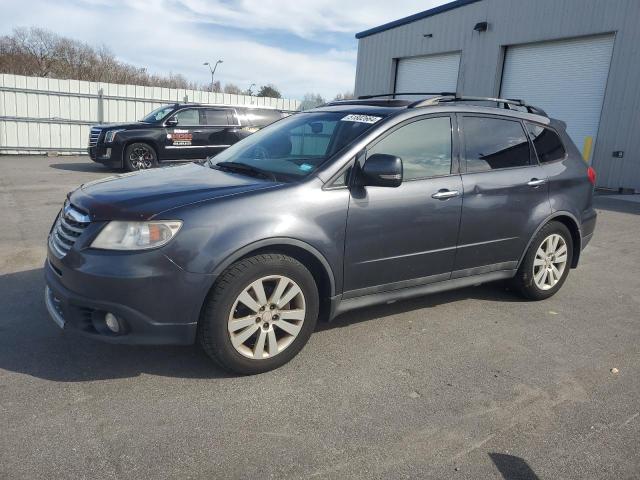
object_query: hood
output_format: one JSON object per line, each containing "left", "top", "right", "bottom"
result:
{"left": 70, "top": 163, "right": 277, "bottom": 221}
{"left": 94, "top": 122, "right": 150, "bottom": 130}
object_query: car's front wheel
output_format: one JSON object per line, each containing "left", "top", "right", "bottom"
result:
{"left": 198, "top": 253, "right": 319, "bottom": 375}
{"left": 513, "top": 221, "right": 573, "bottom": 300}
{"left": 124, "top": 142, "right": 158, "bottom": 171}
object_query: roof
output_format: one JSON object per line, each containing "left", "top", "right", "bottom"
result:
{"left": 355, "top": 0, "right": 483, "bottom": 39}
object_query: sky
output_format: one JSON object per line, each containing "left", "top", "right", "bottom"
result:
{"left": 0, "top": 0, "right": 448, "bottom": 100}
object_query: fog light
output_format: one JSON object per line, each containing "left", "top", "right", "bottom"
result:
{"left": 104, "top": 312, "right": 120, "bottom": 333}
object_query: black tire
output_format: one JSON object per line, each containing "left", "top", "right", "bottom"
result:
{"left": 512, "top": 221, "right": 573, "bottom": 300}
{"left": 198, "top": 254, "right": 319, "bottom": 375}
{"left": 124, "top": 142, "right": 158, "bottom": 171}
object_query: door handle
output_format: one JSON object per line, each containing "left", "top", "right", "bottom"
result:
{"left": 527, "top": 178, "right": 546, "bottom": 187}
{"left": 431, "top": 189, "right": 460, "bottom": 200}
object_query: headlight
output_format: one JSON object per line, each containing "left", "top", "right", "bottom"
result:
{"left": 91, "top": 221, "right": 182, "bottom": 250}
{"left": 104, "top": 129, "right": 125, "bottom": 143}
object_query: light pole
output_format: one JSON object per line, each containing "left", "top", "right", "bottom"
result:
{"left": 203, "top": 60, "right": 223, "bottom": 92}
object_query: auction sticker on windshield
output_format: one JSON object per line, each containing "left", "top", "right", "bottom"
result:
{"left": 341, "top": 114, "right": 382, "bottom": 124}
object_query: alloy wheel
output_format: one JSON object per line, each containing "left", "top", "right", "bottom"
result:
{"left": 533, "top": 233, "right": 568, "bottom": 290}
{"left": 129, "top": 146, "right": 154, "bottom": 169}
{"left": 227, "top": 275, "right": 306, "bottom": 359}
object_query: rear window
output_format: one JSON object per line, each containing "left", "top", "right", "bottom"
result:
{"left": 526, "top": 123, "right": 566, "bottom": 163}
{"left": 239, "top": 109, "right": 284, "bottom": 128}
{"left": 203, "top": 108, "right": 232, "bottom": 126}
{"left": 463, "top": 116, "right": 531, "bottom": 172}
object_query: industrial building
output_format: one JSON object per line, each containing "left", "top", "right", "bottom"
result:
{"left": 354, "top": 0, "right": 640, "bottom": 192}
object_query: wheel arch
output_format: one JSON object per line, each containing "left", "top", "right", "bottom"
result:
{"left": 518, "top": 212, "right": 582, "bottom": 269}
{"left": 209, "top": 238, "right": 337, "bottom": 308}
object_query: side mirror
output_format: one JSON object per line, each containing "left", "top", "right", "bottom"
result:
{"left": 360, "top": 154, "right": 403, "bottom": 187}
{"left": 165, "top": 117, "right": 178, "bottom": 127}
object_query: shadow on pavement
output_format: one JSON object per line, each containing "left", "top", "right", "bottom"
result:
{"left": 0, "top": 267, "right": 232, "bottom": 382}
{"left": 1, "top": 266, "right": 523, "bottom": 382}
{"left": 594, "top": 194, "right": 640, "bottom": 215}
{"left": 489, "top": 453, "right": 540, "bottom": 480}
{"left": 49, "top": 162, "right": 116, "bottom": 173}
{"left": 321, "top": 280, "right": 524, "bottom": 331}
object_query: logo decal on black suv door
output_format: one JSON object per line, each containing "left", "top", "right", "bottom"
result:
{"left": 168, "top": 129, "right": 193, "bottom": 146}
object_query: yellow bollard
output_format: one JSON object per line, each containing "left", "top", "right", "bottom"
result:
{"left": 582, "top": 136, "right": 593, "bottom": 163}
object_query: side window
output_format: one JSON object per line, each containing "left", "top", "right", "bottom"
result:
{"left": 173, "top": 109, "right": 200, "bottom": 126}
{"left": 204, "top": 109, "right": 231, "bottom": 126}
{"left": 463, "top": 117, "right": 531, "bottom": 172}
{"left": 368, "top": 116, "right": 452, "bottom": 180}
{"left": 526, "top": 123, "right": 566, "bottom": 163}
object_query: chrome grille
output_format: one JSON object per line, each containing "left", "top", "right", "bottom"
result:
{"left": 49, "top": 203, "right": 90, "bottom": 258}
{"left": 88, "top": 127, "right": 102, "bottom": 147}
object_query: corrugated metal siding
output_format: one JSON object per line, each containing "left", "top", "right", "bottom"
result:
{"left": 0, "top": 74, "right": 301, "bottom": 155}
{"left": 354, "top": 0, "right": 640, "bottom": 190}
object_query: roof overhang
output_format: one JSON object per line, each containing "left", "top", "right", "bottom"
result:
{"left": 355, "top": 0, "right": 483, "bottom": 39}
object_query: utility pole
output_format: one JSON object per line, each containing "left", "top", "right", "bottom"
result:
{"left": 203, "top": 60, "right": 223, "bottom": 91}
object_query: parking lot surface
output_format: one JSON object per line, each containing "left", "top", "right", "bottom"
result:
{"left": 1, "top": 155, "right": 639, "bottom": 479}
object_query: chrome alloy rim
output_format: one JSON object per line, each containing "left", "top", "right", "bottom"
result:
{"left": 533, "top": 233, "right": 568, "bottom": 290}
{"left": 129, "top": 146, "right": 154, "bottom": 169}
{"left": 228, "top": 275, "right": 306, "bottom": 359}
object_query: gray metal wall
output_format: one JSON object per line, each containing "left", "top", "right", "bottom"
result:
{"left": 0, "top": 74, "right": 300, "bottom": 155}
{"left": 354, "top": 0, "right": 640, "bottom": 191}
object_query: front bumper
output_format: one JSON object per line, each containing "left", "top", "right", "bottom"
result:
{"left": 44, "top": 245, "right": 215, "bottom": 345}
{"left": 88, "top": 144, "right": 123, "bottom": 168}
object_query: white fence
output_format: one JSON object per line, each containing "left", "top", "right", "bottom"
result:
{"left": 0, "top": 74, "right": 301, "bottom": 155}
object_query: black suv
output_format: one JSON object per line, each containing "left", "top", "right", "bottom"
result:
{"left": 88, "top": 103, "right": 285, "bottom": 171}
{"left": 48, "top": 94, "right": 597, "bottom": 374}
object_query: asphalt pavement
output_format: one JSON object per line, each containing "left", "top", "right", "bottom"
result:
{"left": 1, "top": 155, "right": 639, "bottom": 479}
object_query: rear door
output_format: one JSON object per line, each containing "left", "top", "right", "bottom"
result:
{"left": 201, "top": 108, "right": 239, "bottom": 157}
{"left": 453, "top": 114, "right": 551, "bottom": 276}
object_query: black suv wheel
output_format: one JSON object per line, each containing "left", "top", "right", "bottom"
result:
{"left": 124, "top": 142, "right": 158, "bottom": 171}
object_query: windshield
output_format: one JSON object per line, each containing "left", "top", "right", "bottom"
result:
{"left": 141, "top": 105, "right": 174, "bottom": 123}
{"left": 210, "top": 111, "right": 385, "bottom": 181}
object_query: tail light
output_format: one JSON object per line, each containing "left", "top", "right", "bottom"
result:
{"left": 587, "top": 166, "right": 596, "bottom": 185}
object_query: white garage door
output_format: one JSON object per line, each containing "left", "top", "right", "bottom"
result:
{"left": 395, "top": 52, "right": 461, "bottom": 99}
{"left": 500, "top": 35, "right": 614, "bottom": 162}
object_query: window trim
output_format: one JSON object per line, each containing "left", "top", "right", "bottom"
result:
{"left": 524, "top": 121, "right": 569, "bottom": 166}
{"left": 457, "top": 113, "right": 537, "bottom": 175}
{"left": 163, "top": 106, "right": 240, "bottom": 128}
{"left": 362, "top": 114, "right": 459, "bottom": 183}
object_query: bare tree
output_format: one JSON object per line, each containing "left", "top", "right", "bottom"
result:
{"left": 223, "top": 83, "right": 242, "bottom": 95}
{"left": 299, "top": 93, "right": 326, "bottom": 111}
{"left": 334, "top": 91, "right": 355, "bottom": 101}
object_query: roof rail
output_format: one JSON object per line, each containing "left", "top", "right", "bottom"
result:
{"left": 411, "top": 95, "right": 547, "bottom": 116}
{"left": 358, "top": 92, "right": 456, "bottom": 100}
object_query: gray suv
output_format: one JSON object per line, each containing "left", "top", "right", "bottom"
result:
{"left": 45, "top": 94, "right": 597, "bottom": 374}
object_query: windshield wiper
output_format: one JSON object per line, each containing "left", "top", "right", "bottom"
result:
{"left": 214, "top": 161, "right": 277, "bottom": 181}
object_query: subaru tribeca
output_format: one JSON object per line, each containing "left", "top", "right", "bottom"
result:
{"left": 45, "top": 94, "right": 597, "bottom": 374}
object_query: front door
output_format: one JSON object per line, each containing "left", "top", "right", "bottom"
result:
{"left": 343, "top": 115, "right": 463, "bottom": 297}
{"left": 163, "top": 108, "right": 202, "bottom": 160}
{"left": 453, "top": 114, "right": 552, "bottom": 275}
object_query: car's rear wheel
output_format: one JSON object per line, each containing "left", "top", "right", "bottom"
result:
{"left": 198, "top": 254, "right": 319, "bottom": 375}
{"left": 512, "top": 221, "right": 573, "bottom": 300}
{"left": 124, "top": 143, "right": 158, "bottom": 171}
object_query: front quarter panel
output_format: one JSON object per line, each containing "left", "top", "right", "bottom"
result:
{"left": 160, "top": 178, "right": 349, "bottom": 293}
